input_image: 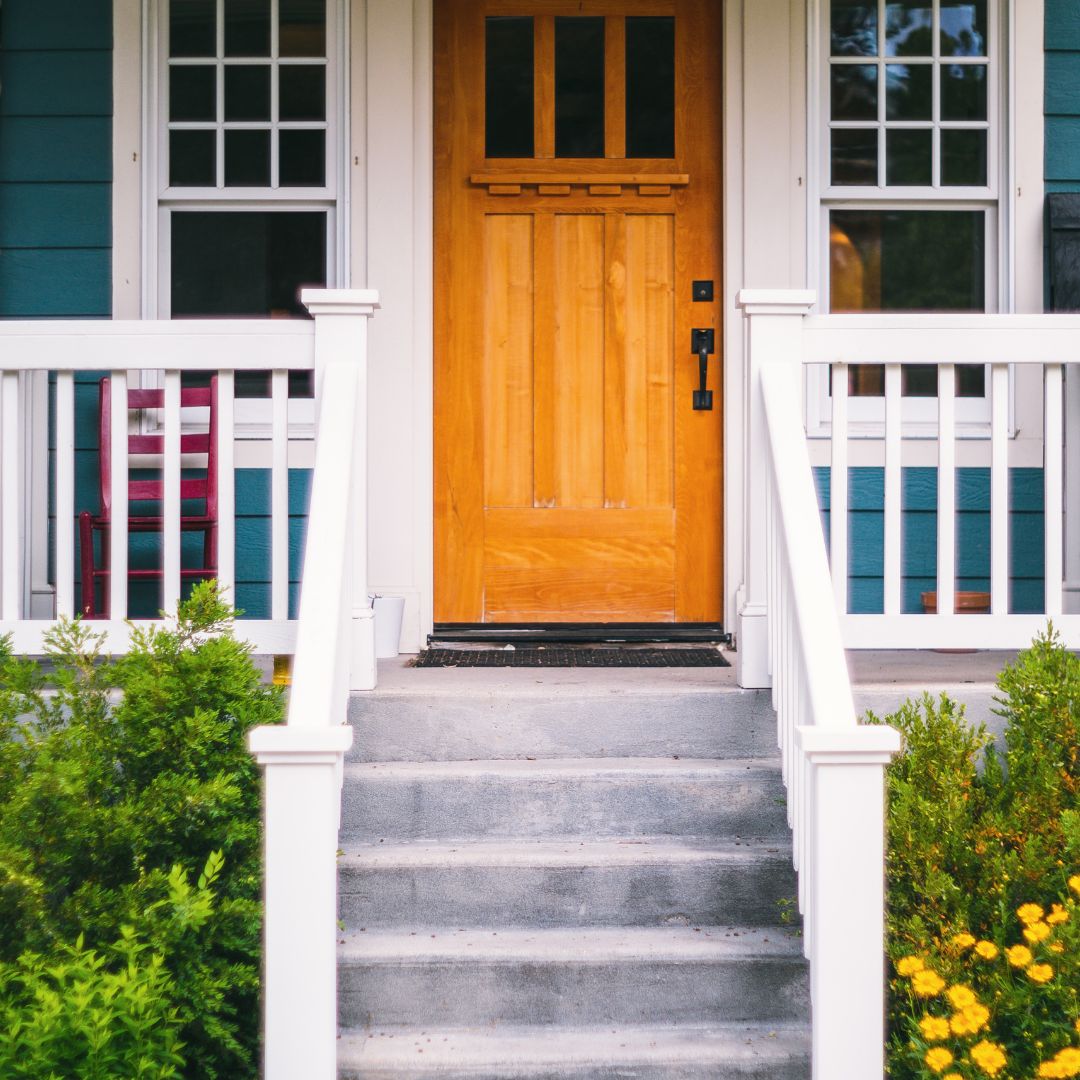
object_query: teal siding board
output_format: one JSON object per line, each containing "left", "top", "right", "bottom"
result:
{"left": 0, "top": 250, "right": 111, "bottom": 316}
{"left": 0, "top": 0, "right": 112, "bottom": 50}
{"left": 813, "top": 467, "right": 1046, "bottom": 615}
{"left": 1046, "top": 0, "right": 1080, "bottom": 51}
{"left": 0, "top": 184, "right": 112, "bottom": 248}
{"left": 0, "top": 51, "right": 112, "bottom": 117}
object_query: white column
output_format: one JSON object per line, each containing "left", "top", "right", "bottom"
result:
{"left": 301, "top": 290, "right": 380, "bottom": 691}
{"left": 248, "top": 725, "right": 354, "bottom": 1080}
{"left": 735, "top": 290, "right": 816, "bottom": 688}
{"left": 797, "top": 724, "right": 902, "bottom": 1080}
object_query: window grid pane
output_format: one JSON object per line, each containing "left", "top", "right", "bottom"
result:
{"left": 167, "top": 0, "right": 330, "bottom": 190}
{"left": 828, "top": 0, "right": 991, "bottom": 191}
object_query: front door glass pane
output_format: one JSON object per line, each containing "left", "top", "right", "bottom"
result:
{"left": 486, "top": 17, "right": 534, "bottom": 158}
{"left": 555, "top": 17, "right": 605, "bottom": 158}
{"left": 626, "top": 16, "right": 675, "bottom": 158}
{"left": 224, "top": 0, "right": 271, "bottom": 56}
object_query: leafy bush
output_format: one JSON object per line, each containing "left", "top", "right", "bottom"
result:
{"left": 0, "top": 584, "right": 283, "bottom": 1078}
{"left": 875, "top": 628, "right": 1080, "bottom": 1079}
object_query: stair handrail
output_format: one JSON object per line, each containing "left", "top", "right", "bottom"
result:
{"left": 740, "top": 290, "right": 902, "bottom": 1080}
{"left": 248, "top": 289, "right": 380, "bottom": 1080}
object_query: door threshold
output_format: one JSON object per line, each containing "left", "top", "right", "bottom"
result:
{"left": 430, "top": 623, "right": 728, "bottom": 645}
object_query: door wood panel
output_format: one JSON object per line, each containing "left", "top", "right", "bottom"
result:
{"left": 435, "top": 0, "right": 722, "bottom": 624}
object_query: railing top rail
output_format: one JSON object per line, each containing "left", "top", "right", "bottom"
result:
{"left": 802, "top": 313, "right": 1080, "bottom": 367}
{"left": 761, "top": 362, "right": 859, "bottom": 729}
{"left": 0, "top": 319, "right": 316, "bottom": 372}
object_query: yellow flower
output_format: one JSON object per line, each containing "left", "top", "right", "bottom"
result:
{"left": 942, "top": 1075, "right": 963, "bottom": 1080}
{"left": 959, "top": 1003, "right": 990, "bottom": 1034}
{"left": 1025, "top": 921, "right": 1053, "bottom": 944}
{"left": 1048, "top": 903, "right": 1070, "bottom": 925}
{"left": 925, "top": 1047, "right": 955, "bottom": 1074}
{"left": 1075, "top": 1018, "right": 1080, "bottom": 1035}
{"left": 1006, "top": 944, "right": 1033, "bottom": 967}
{"left": 1027, "top": 962, "right": 1054, "bottom": 983}
{"left": 1050, "top": 941, "right": 1065, "bottom": 954}
{"left": 921, "top": 1015, "right": 952, "bottom": 1041}
{"left": 896, "top": 955, "right": 925, "bottom": 976}
{"left": 952, "top": 932, "right": 977, "bottom": 950}
{"left": 973, "top": 940, "right": 998, "bottom": 960}
{"left": 947, "top": 984, "right": 978, "bottom": 1010}
{"left": 912, "top": 969, "right": 947, "bottom": 997}
{"left": 1039, "top": 1047, "right": 1080, "bottom": 1078}
{"left": 1019, "top": 903, "right": 1046, "bottom": 926}
{"left": 969, "top": 1039, "right": 1008, "bottom": 1076}
{"left": 1069, "top": 874, "right": 1080, "bottom": 896}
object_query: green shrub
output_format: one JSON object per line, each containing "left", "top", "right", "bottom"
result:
{"left": 874, "top": 628, "right": 1080, "bottom": 1079}
{"left": 0, "top": 584, "right": 283, "bottom": 1079}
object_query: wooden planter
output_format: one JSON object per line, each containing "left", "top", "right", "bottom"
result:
{"left": 920, "top": 590, "right": 991, "bottom": 614}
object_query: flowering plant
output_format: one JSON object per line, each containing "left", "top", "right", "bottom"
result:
{"left": 894, "top": 880, "right": 1080, "bottom": 1078}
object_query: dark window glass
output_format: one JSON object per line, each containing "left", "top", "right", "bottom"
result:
{"left": 831, "top": 0, "right": 878, "bottom": 56}
{"left": 940, "top": 0, "right": 987, "bottom": 56}
{"left": 885, "top": 63, "right": 932, "bottom": 119}
{"left": 831, "top": 128, "right": 878, "bottom": 185}
{"left": 831, "top": 64, "right": 878, "bottom": 121}
{"left": 885, "top": 2, "right": 933, "bottom": 56}
{"left": 279, "top": 130, "right": 326, "bottom": 186}
{"left": 170, "top": 129, "right": 216, "bottom": 186}
{"left": 170, "top": 65, "right": 216, "bottom": 121}
{"left": 225, "top": 129, "right": 271, "bottom": 186}
{"left": 171, "top": 0, "right": 216, "bottom": 57}
{"left": 555, "top": 17, "right": 605, "bottom": 158}
{"left": 224, "top": 0, "right": 271, "bottom": 56}
{"left": 941, "top": 63, "right": 987, "bottom": 120}
{"left": 842, "top": 365, "right": 985, "bottom": 397}
{"left": 626, "top": 16, "right": 675, "bottom": 158}
{"left": 224, "top": 65, "right": 271, "bottom": 121}
{"left": 941, "top": 128, "right": 987, "bottom": 185}
{"left": 830, "top": 209, "right": 985, "bottom": 312}
{"left": 280, "top": 65, "right": 326, "bottom": 120}
{"left": 171, "top": 211, "right": 326, "bottom": 396}
{"left": 886, "top": 128, "right": 932, "bottom": 185}
{"left": 281, "top": 0, "right": 326, "bottom": 57}
{"left": 485, "top": 17, "right": 534, "bottom": 158}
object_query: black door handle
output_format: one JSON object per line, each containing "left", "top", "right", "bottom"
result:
{"left": 691, "top": 328, "right": 715, "bottom": 410}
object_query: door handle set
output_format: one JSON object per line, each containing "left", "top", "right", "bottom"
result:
{"left": 691, "top": 328, "right": 715, "bottom": 411}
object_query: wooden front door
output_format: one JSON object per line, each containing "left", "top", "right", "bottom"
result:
{"left": 435, "top": 0, "right": 722, "bottom": 625}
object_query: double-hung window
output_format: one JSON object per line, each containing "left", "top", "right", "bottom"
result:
{"left": 154, "top": 0, "right": 343, "bottom": 404}
{"left": 812, "top": 0, "right": 1002, "bottom": 435}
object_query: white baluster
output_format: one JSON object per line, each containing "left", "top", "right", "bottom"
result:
{"left": 109, "top": 371, "right": 129, "bottom": 620}
{"left": 0, "top": 372, "right": 20, "bottom": 620}
{"left": 271, "top": 369, "right": 289, "bottom": 622}
{"left": 883, "top": 363, "right": 902, "bottom": 615}
{"left": 55, "top": 372, "right": 75, "bottom": 618}
{"left": 991, "top": 364, "right": 1009, "bottom": 614}
{"left": 831, "top": 363, "right": 849, "bottom": 613}
{"left": 216, "top": 373, "right": 236, "bottom": 603}
{"left": 1045, "top": 364, "right": 1064, "bottom": 616}
{"left": 937, "top": 364, "right": 956, "bottom": 616}
{"left": 163, "top": 371, "right": 182, "bottom": 614}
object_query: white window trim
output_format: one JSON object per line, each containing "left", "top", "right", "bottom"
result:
{"left": 805, "top": 0, "right": 1014, "bottom": 441}
{"left": 137, "top": 0, "right": 351, "bottom": 443}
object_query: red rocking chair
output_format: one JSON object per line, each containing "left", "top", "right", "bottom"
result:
{"left": 79, "top": 377, "right": 219, "bottom": 618}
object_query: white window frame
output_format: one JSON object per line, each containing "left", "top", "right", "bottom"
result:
{"left": 142, "top": 0, "right": 350, "bottom": 439}
{"left": 806, "top": 0, "right": 1011, "bottom": 440}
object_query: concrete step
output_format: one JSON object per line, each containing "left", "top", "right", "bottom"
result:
{"left": 337, "top": 1023, "right": 811, "bottom": 1079}
{"left": 340, "top": 759, "right": 789, "bottom": 843}
{"left": 337, "top": 837, "right": 797, "bottom": 929}
{"left": 337, "top": 927, "right": 809, "bottom": 1029}
{"left": 347, "top": 664, "right": 775, "bottom": 762}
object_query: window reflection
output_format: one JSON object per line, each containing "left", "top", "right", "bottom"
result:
{"left": 885, "top": 2, "right": 933, "bottom": 56}
{"left": 831, "top": 0, "right": 878, "bottom": 56}
{"left": 940, "top": 0, "right": 987, "bottom": 56}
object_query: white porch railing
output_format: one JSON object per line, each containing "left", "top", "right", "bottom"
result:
{"left": 0, "top": 290, "right": 380, "bottom": 1079}
{"left": 739, "top": 291, "right": 902, "bottom": 1079}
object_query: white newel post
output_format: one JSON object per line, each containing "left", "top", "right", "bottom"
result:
{"left": 797, "top": 725, "right": 903, "bottom": 1080}
{"left": 249, "top": 725, "right": 354, "bottom": 1080}
{"left": 735, "top": 290, "right": 815, "bottom": 689}
{"left": 302, "top": 290, "right": 381, "bottom": 691}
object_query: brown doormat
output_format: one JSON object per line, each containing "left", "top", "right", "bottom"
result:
{"left": 411, "top": 647, "right": 730, "bottom": 668}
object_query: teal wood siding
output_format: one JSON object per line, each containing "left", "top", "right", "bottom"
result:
{"left": 814, "top": 467, "right": 1046, "bottom": 614}
{"left": 1046, "top": 0, "right": 1080, "bottom": 194}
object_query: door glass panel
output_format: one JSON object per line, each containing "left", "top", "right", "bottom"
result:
{"left": 555, "top": 17, "right": 605, "bottom": 158}
{"left": 486, "top": 17, "right": 534, "bottom": 158}
{"left": 170, "top": 130, "right": 216, "bottom": 186}
{"left": 171, "top": 0, "right": 216, "bottom": 57}
{"left": 280, "top": 0, "right": 326, "bottom": 57}
{"left": 224, "top": 0, "right": 271, "bottom": 56}
{"left": 225, "top": 129, "right": 271, "bottom": 186}
{"left": 830, "top": 209, "right": 985, "bottom": 312}
{"left": 224, "top": 65, "right": 271, "bottom": 121}
{"left": 170, "top": 65, "right": 216, "bottom": 121}
{"left": 626, "top": 16, "right": 675, "bottom": 158}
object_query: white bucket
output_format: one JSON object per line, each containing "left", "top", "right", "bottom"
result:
{"left": 372, "top": 595, "right": 406, "bottom": 658}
